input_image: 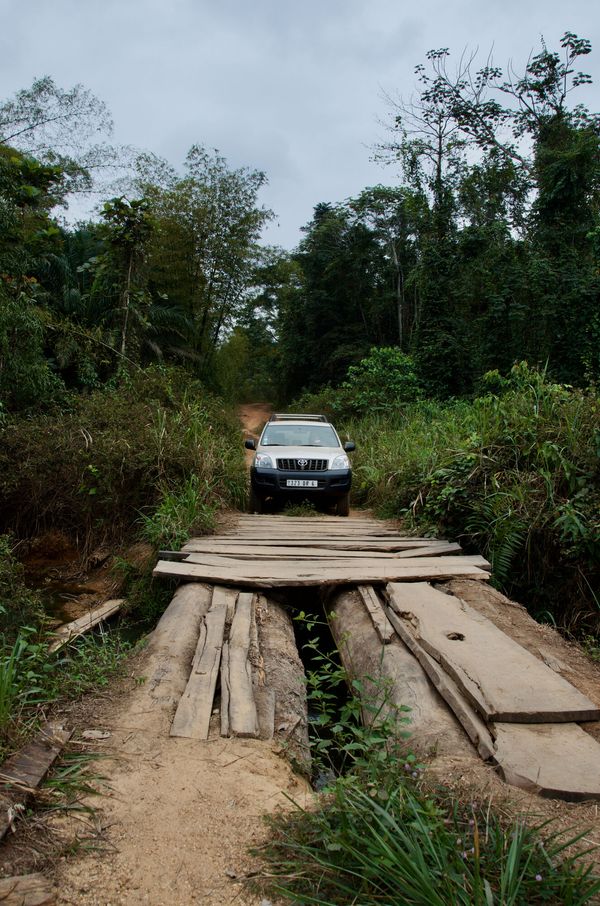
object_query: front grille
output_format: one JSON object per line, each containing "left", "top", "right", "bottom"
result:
{"left": 277, "top": 458, "right": 328, "bottom": 472}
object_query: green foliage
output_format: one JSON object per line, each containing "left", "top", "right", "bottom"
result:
{"left": 296, "top": 611, "right": 409, "bottom": 783}
{"left": 283, "top": 501, "right": 319, "bottom": 517}
{"left": 0, "top": 626, "right": 130, "bottom": 754}
{"left": 0, "top": 366, "right": 246, "bottom": 546}
{"left": 260, "top": 613, "right": 599, "bottom": 904}
{"left": 260, "top": 773, "right": 600, "bottom": 905}
{"left": 0, "top": 535, "right": 44, "bottom": 642}
{"left": 347, "top": 364, "right": 600, "bottom": 629}
{"left": 139, "top": 474, "right": 217, "bottom": 549}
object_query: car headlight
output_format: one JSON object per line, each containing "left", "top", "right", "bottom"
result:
{"left": 255, "top": 453, "right": 274, "bottom": 469}
{"left": 330, "top": 454, "right": 350, "bottom": 470}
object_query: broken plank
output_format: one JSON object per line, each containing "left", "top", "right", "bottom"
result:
{"left": 1, "top": 721, "right": 72, "bottom": 841}
{"left": 492, "top": 723, "right": 600, "bottom": 801}
{"left": 382, "top": 601, "right": 495, "bottom": 760}
{"left": 0, "top": 874, "right": 55, "bottom": 905}
{"left": 386, "top": 582, "right": 600, "bottom": 723}
{"left": 357, "top": 585, "right": 395, "bottom": 644}
{"left": 153, "top": 558, "right": 490, "bottom": 587}
{"left": 225, "top": 592, "right": 259, "bottom": 737}
{"left": 175, "top": 542, "right": 461, "bottom": 560}
{"left": 176, "top": 553, "right": 490, "bottom": 572}
{"left": 170, "top": 587, "right": 233, "bottom": 739}
{"left": 47, "top": 599, "right": 123, "bottom": 653}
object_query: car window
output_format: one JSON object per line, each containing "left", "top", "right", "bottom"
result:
{"left": 261, "top": 424, "right": 339, "bottom": 447}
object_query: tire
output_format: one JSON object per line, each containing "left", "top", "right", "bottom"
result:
{"left": 249, "top": 488, "right": 264, "bottom": 514}
{"left": 336, "top": 493, "right": 350, "bottom": 517}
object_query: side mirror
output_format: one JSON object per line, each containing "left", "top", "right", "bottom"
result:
{"left": 244, "top": 438, "right": 256, "bottom": 450}
{"left": 344, "top": 441, "right": 356, "bottom": 452}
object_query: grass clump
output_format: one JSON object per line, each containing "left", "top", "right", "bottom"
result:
{"left": 260, "top": 773, "right": 599, "bottom": 906}
{"left": 259, "top": 620, "right": 599, "bottom": 905}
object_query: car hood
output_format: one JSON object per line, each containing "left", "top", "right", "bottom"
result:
{"left": 258, "top": 445, "right": 344, "bottom": 462}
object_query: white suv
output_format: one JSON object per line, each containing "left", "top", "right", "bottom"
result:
{"left": 245, "top": 414, "right": 355, "bottom": 516}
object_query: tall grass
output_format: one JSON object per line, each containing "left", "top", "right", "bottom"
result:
{"left": 260, "top": 775, "right": 600, "bottom": 905}
{"left": 345, "top": 365, "right": 599, "bottom": 631}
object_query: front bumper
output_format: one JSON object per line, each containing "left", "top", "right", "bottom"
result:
{"left": 250, "top": 467, "right": 351, "bottom": 498}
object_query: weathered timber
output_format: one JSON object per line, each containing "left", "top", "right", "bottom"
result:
{"left": 172, "top": 542, "right": 461, "bottom": 561}
{"left": 182, "top": 538, "right": 442, "bottom": 552}
{"left": 225, "top": 592, "right": 259, "bottom": 737}
{"left": 382, "top": 601, "right": 495, "bottom": 760}
{"left": 386, "top": 583, "right": 600, "bottom": 723}
{"left": 1, "top": 721, "right": 72, "bottom": 841}
{"left": 153, "top": 557, "right": 490, "bottom": 587}
{"left": 123, "top": 583, "right": 212, "bottom": 734}
{"left": 47, "top": 599, "right": 124, "bottom": 653}
{"left": 220, "top": 642, "right": 231, "bottom": 738}
{"left": 170, "top": 587, "right": 232, "bottom": 740}
{"left": 255, "top": 595, "right": 310, "bottom": 770}
{"left": 492, "top": 723, "right": 600, "bottom": 801}
{"left": 0, "top": 874, "right": 55, "bottom": 905}
{"left": 357, "top": 585, "right": 395, "bottom": 643}
{"left": 327, "top": 588, "right": 478, "bottom": 760}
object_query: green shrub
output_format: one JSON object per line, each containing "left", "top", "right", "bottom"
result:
{"left": 0, "top": 365, "right": 246, "bottom": 547}
{"left": 347, "top": 364, "right": 600, "bottom": 630}
{"left": 0, "top": 535, "right": 44, "bottom": 642}
{"left": 293, "top": 346, "right": 423, "bottom": 420}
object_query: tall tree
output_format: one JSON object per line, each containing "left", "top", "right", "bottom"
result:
{"left": 138, "top": 146, "right": 272, "bottom": 368}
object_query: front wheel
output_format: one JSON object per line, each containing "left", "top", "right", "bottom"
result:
{"left": 336, "top": 493, "right": 350, "bottom": 517}
{"left": 249, "top": 488, "right": 264, "bottom": 514}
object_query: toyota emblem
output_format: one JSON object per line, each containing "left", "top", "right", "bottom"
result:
{"left": 298, "top": 459, "right": 308, "bottom": 469}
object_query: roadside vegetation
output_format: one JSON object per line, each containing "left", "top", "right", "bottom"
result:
{"left": 257, "top": 623, "right": 600, "bottom": 905}
{"left": 296, "top": 357, "right": 600, "bottom": 634}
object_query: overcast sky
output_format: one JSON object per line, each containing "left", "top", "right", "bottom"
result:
{"left": 1, "top": 0, "right": 599, "bottom": 248}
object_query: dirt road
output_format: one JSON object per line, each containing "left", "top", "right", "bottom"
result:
{"left": 51, "top": 401, "right": 312, "bottom": 906}
{"left": 53, "top": 639, "right": 308, "bottom": 906}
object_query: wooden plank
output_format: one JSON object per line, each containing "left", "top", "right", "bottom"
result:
{"left": 154, "top": 558, "right": 490, "bottom": 587}
{"left": 492, "top": 723, "right": 600, "bottom": 801}
{"left": 386, "top": 583, "right": 600, "bottom": 723}
{"left": 47, "top": 599, "right": 123, "bottom": 653}
{"left": 382, "top": 601, "right": 495, "bottom": 760}
{"left": 357, "top": 585, "right": 395, "bottom": 644}
{"left": 0, "top": 874, "right": 55, "bottom": 905}
{"left": 177, "top": 553, "right": 490, "bottom": 571}
{"left": 183, "top": 538, "right": 441, "bottom": 552}
{"left": 225, "top": 592, "right": 259, "bottom": 737}
{"left": 1, "top": 721, "right": 72, "bottom": 841}
{"left": 174, "top": 542, "right": 461, "bottom": 560}
{"left": 170, "top": 587, "right": 233, "bottom": 739}
{"left": 220, "top": 641, "right": 230, "bottom": 738}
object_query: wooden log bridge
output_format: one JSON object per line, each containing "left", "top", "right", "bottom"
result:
{"left": 154, "top": 515, "right": 600, "bottom": 801}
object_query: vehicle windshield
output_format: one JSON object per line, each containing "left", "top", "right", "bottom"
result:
{"left": 261, "top": 424, "right": 339, "bottom": 447}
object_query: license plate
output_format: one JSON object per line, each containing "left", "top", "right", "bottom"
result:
{"left": 286, "top": 479, "right": 318, "bottom": 488}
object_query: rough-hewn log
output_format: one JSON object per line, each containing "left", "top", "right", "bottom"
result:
{"left": 327, "top": 587, "right": 476, "bottom": 760}
{"left": 123, "top": 583, "right": 212, "bottom": 733}
{"left": 255, "top": 595, "right": 310, "bottom": 773}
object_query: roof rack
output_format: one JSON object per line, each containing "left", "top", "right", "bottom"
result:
{"left": 269, "top": 413, "right": 328, "bottom": 423}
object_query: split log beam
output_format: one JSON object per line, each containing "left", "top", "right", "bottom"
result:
{"left": 224, "top": 592, "right": 259, "bottom": 738}
{"left": 357, "top": 585, "right": 395, "bottom": 644}
{"left": 386, "top": 582, "right": 600, "bottom": 723}
{"left": 170, "top": 587, "right": 233, "bottom": 740}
